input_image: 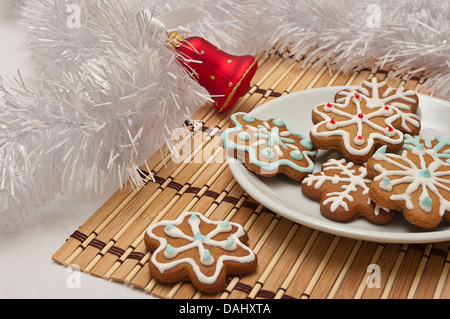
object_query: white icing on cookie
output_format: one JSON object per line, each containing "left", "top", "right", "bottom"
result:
{"left": 371, "top": 146, "right": 450, "bottom": 216}
{"left": 311, "top": 78, "right": 420, "bottom": 157}
{"left": 146, "top": 212, "right": 256, "bottom": 285}
{"left": 302, "top": 158, "right": 387, "bottom": 215}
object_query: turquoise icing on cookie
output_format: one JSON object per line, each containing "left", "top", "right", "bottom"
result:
{"left": 289, "top": 150, "right": 303, "bottom": 161}
{"left": 194, "top": 231, "right": 207, "bottom": 242}
{"left": 419, "top": 168, "right": 432, "bottom": 178}
{"left": 272, "top": 118, "right": 284, "bottom": 127}
{"left": 382, "top": 176, "right": 391, "bottom": 185}
{"left": 376, "top": 145, "right": 387, "bottom": 155}
{"left": 421, "top": 196, "right": 433, "bottom": 208}
{"left": 300, "top": 139, "right": 314, "bottom": 150}
{"left": 165, "top": 244, "right": 176, "bottom": 258}
{"left": 403, "top": 134, "right": 450, "bottom": 164}
{"left": 243, "top": 114, "right": 255, "bottom": 123}
{"left": 238, "top": 132, "right": 250, "bottom": 141}
{"left": 261, "top": 147, "right": 275, "bottom": 159}
{"left": 190, "top": 213, "right": 200, "bottom": 222}
{"left": 221, "top": 112, "right": 317, "bottom": 174}
{"left": 220, "top": 221, "right": 230, "bottom": 228}
{"left": 201, "top": 249, "right": 213, "bottom": 265}
{"left": 165, "top": 224, "right": 175, "bottom": 231}
{"left": 225, "top": 236, "right": 234, "bottom": 248}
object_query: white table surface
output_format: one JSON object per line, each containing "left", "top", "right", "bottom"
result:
{"left": 0, "top": 1, "right": 153, "bottom": 299}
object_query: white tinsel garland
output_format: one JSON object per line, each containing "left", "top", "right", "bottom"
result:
{"left": 2, "top": 0, "right": 450, "bottom": 231}
{"left": 0, "top": 0, "right": 209, "bottom": 230}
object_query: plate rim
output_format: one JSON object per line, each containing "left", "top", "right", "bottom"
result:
{"left": 226, "top": 86, "right": 450, "bottom": 244}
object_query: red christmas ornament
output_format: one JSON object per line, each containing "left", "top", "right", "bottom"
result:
{"left": 168, "top": 33, "right": 258, "bottom": 112}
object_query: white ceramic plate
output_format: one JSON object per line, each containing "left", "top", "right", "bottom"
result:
{"left": 227, "top": 86, "right": 450, "bottom": 243}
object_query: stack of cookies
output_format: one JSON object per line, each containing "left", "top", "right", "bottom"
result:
{"left": 222, "top": 78, "right": 450, "bottom": 230}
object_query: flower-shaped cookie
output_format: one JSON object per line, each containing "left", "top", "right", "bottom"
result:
{"left": 222, "top": 112, "right": 317, "bottom": 181}
{"left": 310, "top": 78, "right": 421, "bottom": 163}
{"left": 302, "top": 158, "right": 394, "bottom": 224}
{"left": 367, "top": 145, "right": 450, "bottom": 229}
{"left": 144, "top": 212, "right": 257, "bottom": 294}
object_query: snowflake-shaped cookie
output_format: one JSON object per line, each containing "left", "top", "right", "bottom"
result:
{"left": 310, "top": 78, "right": 421, "bottom": 163}
{"left": 403, "top": 134, "right": 450, "bottom": 164}
{"left": 302, "top": 158, "right": 393, "bottom": 224}
{"left": 367, "top": 145, "right": 450, "bottom": 229}
{"left": 144, "top": 212, "right": 257, "bottom": 294}
{"left": 222, "top": 112, "right": 317, "bottom": 181}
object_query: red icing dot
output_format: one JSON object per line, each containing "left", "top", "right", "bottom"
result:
{"left": 326, "top": 102, "right": 333, "bottom": 108}
{"left": 354, "top": 93, "right": 360, "bottom": 99}
{"left": 357, "top": 135, "right": 363, "bottom": 140}
{"left": 387, "top": 125, "right": 393, "bottom": 132}
{"left": 384, "top": 105, "right": 389, "bottom": 110}
{"left": 330, "top": 118, "right": 336, "bottom": 124}
{"left": 358, "top": 113, "right": 364, "bottom": 119}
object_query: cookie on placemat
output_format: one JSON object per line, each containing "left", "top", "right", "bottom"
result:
{"left": 221, "top": 112, "right": 317, "bottom": 181}
{"left": 144, "top": 212, "right": 257, "bottom": 294}
{"left": 367, "top": 145, "right": 450, "bottom": 229}
{"left": 310, "top": 78, "right": 421, "bottom": 163}
{"left": 302, "top": 158, "right": 394, "bottom": 224}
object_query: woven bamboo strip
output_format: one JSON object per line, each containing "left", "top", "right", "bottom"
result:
{"left": 253, "top": 226, "right": 316, "bottom": 299}
{"left": 380, "top": 244, "right": 408, "bottom": 299}
{"left": 309, "top": 238, "right": 361, "bottom": 299}
{"left": 326, "top": 240, "right": 363, "bottom": 298}
{"left": 434, "top": 250, "right": 450, "bottom": 298}
{"left": 360, "top": 244, "right": 402, "bottom": 299}
{"left": 407, "top": 244, "right": 433, "bottom": 299}
{"left": 415, "top": 242, "right": 450, "bottom": 298}
{"left": 300, "top": 236, "right": 343, "bottom": 299}
{"left": 247, "top": 224, "right": 300, "bottom": 299}
{"left": 273, "top": 229, "right": 320, "bottom": 299}
{"left": 353, "top": 244, "right": 385, "bottom": 298}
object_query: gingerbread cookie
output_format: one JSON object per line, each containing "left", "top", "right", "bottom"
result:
{"left": 144, "top": 212, "right": 257, "bottom": 294}
{"left": 367, "top": 145, "right": 450, "bottom": 229}
{"left": 403, "top": 134, "right": 450, "bottom": 164}
{"left": 222, "top": 112, "right": 317, "bottom": 181}
{"left": 302, "top": 158, "right": 394, "bottom": 224}
{"left": 310, "top": 78, "right": 421, "bottom": 163}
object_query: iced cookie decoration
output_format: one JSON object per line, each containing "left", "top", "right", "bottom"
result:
{"left": 403, "top": 134, "right": 450, "bottom": 164}
{"left": 221, "top": 112, "right": 317, "bottom": 181}
{"left": 144, "top": 212, "right": 257, "bottom": 294}
{"left": 310, "top": 78, "right": 421, "bottom": 163}
{"left": 367, "top": 145, "right": 450, "bottom": 229}
{"left": 302, "top": 158, "right": 394, "bottom": 224}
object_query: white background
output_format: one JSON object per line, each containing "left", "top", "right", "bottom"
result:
{"left": 0, "top": 0, "right": 153, "bottom": 299}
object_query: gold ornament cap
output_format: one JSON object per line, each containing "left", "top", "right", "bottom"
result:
{"left": 166, "top": 32, "right": 185, "bottom": 49}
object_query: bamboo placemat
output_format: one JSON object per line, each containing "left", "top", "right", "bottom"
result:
{"left": 52, "top": 49, "right": 450, "bottom": 299}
